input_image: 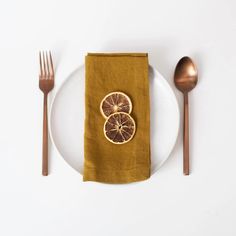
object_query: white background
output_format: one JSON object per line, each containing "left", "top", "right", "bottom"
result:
{"left": 0, "top": 0, "right": 236, "bottom": 235}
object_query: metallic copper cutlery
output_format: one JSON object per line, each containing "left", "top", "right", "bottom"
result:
{"left": 39, "top": 51, "right": 54, "bottom": 176}
{"left": 174, "top": 57, "right": 198, "bottom": 175}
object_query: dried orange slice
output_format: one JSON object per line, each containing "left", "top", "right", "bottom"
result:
{"left": 100, "top": 92, "right": 132, "bottom": 118}
{"left": 104, "top": 112, "right": 136, "bottom": 144}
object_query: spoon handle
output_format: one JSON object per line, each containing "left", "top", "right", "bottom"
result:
{"left": 184, "top": 93, "right": 189, "bottom": 175}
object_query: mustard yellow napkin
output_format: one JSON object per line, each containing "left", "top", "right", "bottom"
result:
{"left": 83, "top": 53, "right": 150, "bottom": 183}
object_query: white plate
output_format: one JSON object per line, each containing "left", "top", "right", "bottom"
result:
{"left": 49, "top": 65, "right": 179, "bottom": 174}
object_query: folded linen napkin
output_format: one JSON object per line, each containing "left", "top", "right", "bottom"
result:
{"left": 83, "top": 53, "right": 150, "bottom": 183}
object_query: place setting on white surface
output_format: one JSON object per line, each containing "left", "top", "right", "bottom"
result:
{"left": 2, "top": 0, "right": 236, "bottom": 235}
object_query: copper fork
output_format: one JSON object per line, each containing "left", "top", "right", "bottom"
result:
{"left": 39, "top": 51, "right": 54, "bottom": 176}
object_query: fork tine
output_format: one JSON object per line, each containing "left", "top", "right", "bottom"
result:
{"left": 49, "top": 51, "right": 54, "bottom": 77}
{"left": 43, "top": 51, "right": 47, "bottom": 77}
{"left": 39, "top": 52, "right": 43, "bottom": 76}
{"left": 46, "top": 51, "right": 50, "bottom": 78}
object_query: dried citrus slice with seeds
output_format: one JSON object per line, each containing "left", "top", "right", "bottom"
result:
{"left": 104, "top": 112, "right": 136, "bottom": 144}
{"left": 100, "top": 92, "right": 132, "bottom": 118}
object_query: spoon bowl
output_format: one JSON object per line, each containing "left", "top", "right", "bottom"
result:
{"left": 174, "top": 56, "right": 198, "bottom": 93}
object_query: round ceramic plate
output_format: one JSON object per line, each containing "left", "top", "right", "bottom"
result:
{"left": 49, "top": 65, "right": 179, "bottom": 174}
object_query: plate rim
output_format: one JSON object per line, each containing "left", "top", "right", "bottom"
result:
{"left": 151, "top": 69, "right": 180, "bottom": 173}
{"left": 48, "top": 64, "right": 180, "bottom": 175}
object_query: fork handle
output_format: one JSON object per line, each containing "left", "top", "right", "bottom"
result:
{"left": 183, "top": 93, "right": 189, "bottom": 175}
{"left": 42, "top": 93, "right": 48, "bottom": 176}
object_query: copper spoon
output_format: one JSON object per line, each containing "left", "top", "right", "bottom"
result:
{"left": 174, "top": 57, "right": 198, "bottom": 175}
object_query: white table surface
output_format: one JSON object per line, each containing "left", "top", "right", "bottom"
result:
{"left": 1, "top": 0, "right": 236, "bottom": 235}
